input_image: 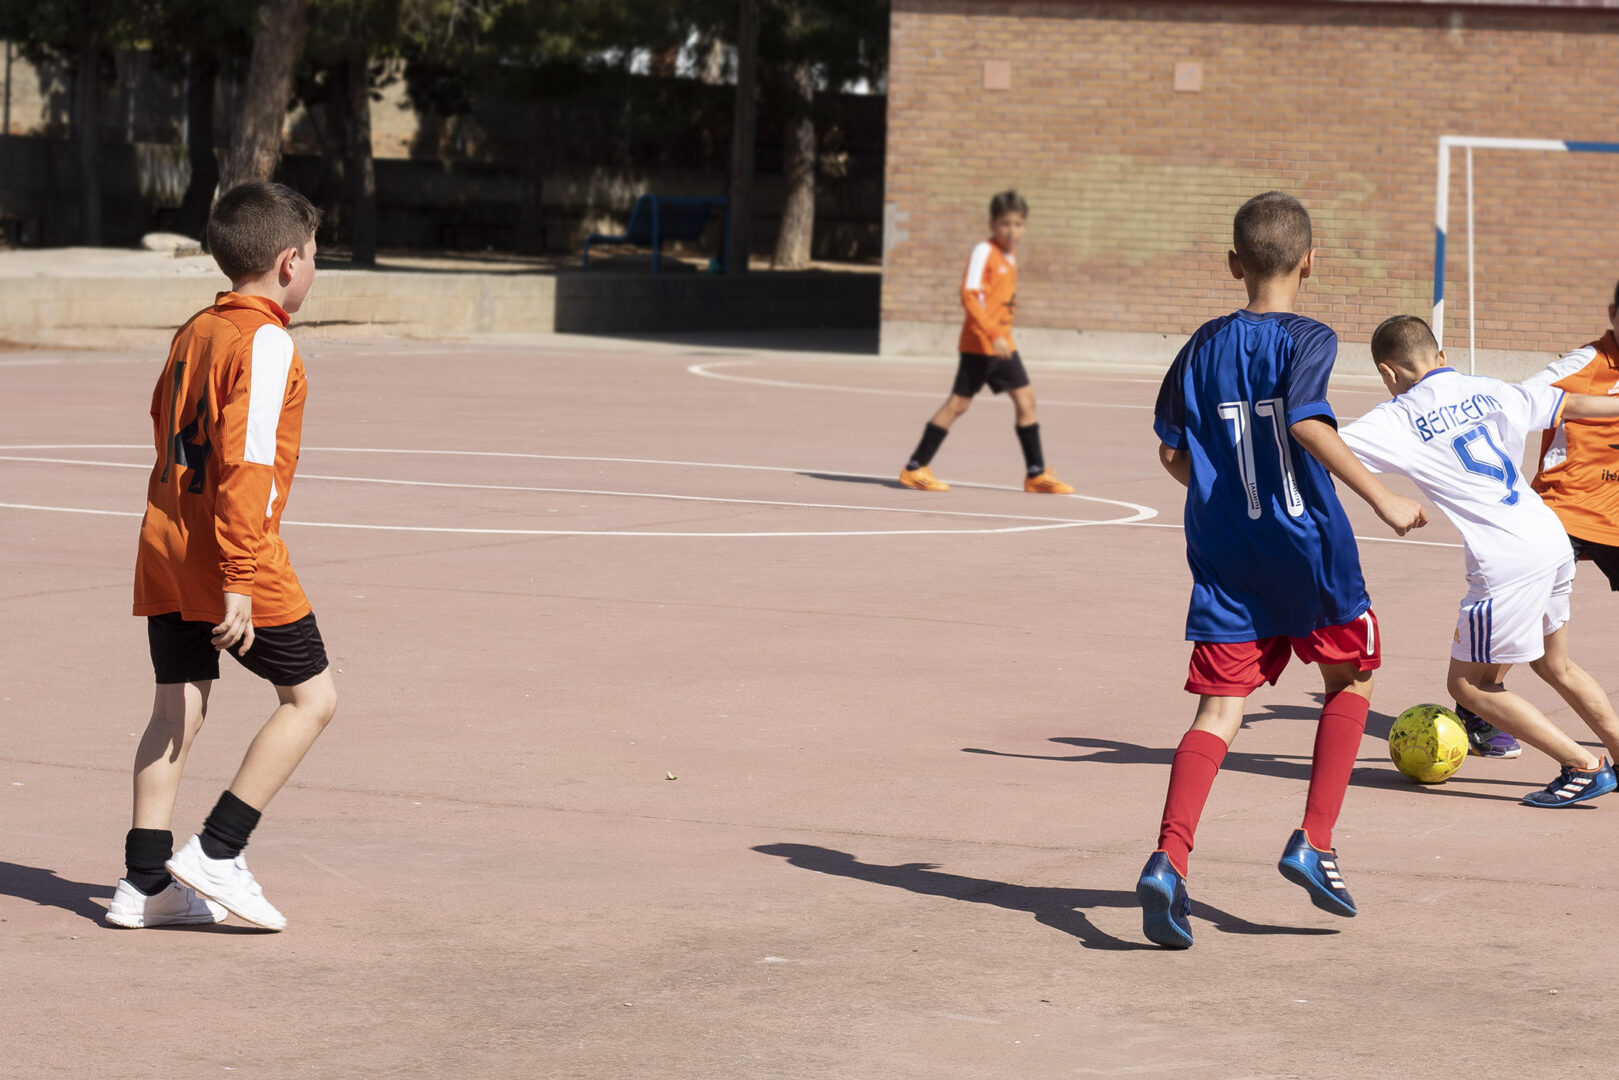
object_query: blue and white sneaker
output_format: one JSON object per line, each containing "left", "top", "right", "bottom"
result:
{"left": 1277, "top": 829, "right": 1357, "bottom": 917}
{"left": 1135, "top": 851, "right": 1194, "bottom": 949}
{"left": 1522, "top": 757, "right": 1617, "bottom": 807}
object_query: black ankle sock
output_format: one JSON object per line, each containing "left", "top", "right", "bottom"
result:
{"left": 124, "top": 828, "right": 174, "bottom": 895}
{"left": 907, "top": 422, "right": 949, "bottom": 471}
{"left": 1016, "top": 422, "right": 1044, "bottom": 476}
{"left": 199, "top": 790, "right": 262, "bottom": 861}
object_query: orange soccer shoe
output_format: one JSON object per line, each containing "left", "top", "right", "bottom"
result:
{"left": 1024, "top": 470, "right": 1074, "bottom": 494}
{"left": 899, "top": 466, "right": 950, "bottom": 492}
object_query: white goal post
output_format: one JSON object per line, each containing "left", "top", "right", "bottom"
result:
{"left": 1433, "top": 135, "right": 1619, "bottom": 372}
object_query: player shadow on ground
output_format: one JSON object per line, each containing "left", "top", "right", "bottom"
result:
{"left": 754, "top": 843, "right": 1337, "bottom": 952}
{"left": 0, "top": 861, "right": 275, "bottom": 932}
{"left": 0, "top": 862, "right": 113, "bottom": 923}
{"left": 796, "top": 471, "right": 908, "bottom": 490}
{"left": 962, "top": 698, "right": 1537, "bottom": 804}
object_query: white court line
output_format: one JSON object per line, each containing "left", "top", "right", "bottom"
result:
{"left": 0, "top": 455, "right": 1124, "bottom": 527}
{"left": 1126, "top": 519, "right": 1461, "bottom": 550}
{"left": 0, "top": 444, "right": 1462, "bottom": 548}
{"left": 686, "top": 360, "right": 1153, "bottom": 409}
{"left": 0, "top": 503, "right": 1135, "bottom": 538}
{"left": 0, "top": 446, "right": 1155, "bottom": 536}
{"left": 0, "top": 444, "right": 1156, "bottom": 504}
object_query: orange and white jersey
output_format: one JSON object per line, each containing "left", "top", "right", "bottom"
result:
{"left": 133, "top": 292, "right": 311, "bottom": 627}
{"left": 957, "top": 239, "right": 1017, "bottom": 355}
{"left": 1527, "top": 330, "right": 1619, "bottom": 546}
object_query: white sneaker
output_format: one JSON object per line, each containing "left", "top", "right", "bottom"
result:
{"left": 105, "top": 877, "right": 227, "bottom": 928}
{"left": 166, "top": 835, "right": 287, "bottom": 931}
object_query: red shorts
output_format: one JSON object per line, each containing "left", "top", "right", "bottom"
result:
{"left": 1185, "top": 609, "right": 1381, "bottom": 696}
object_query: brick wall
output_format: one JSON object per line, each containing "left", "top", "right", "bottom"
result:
{"left": 883, "top": 1, "right": 1619, "bottom": 362}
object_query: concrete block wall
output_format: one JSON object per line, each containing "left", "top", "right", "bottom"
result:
{"left": 0, "top": 264, "right": 876, "bottom": 347}
{"left": 0, "top": 270, "right": 560, "bottom": 347}
{"left": 883, "top": 1, "right": 1619, "bottom": 371}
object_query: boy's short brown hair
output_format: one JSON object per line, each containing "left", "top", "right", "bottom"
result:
{"left": 1232, "top": 191, "right": 1311, "bottom": 280}
{"left": 990, "top": 190, "right": 1029, "bottom": 220}
{"left": 207, "top": 182, "right": 322, "bottom": 283}
{"left": 1370, "top": 314, "right": 1440, "bottom": 368}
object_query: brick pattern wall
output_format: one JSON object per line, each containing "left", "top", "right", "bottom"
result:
{"left": 884, "top": 1, "right": 1619, "bottom": 355}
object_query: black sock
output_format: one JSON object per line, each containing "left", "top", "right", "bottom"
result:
{"left": 1016, "top": 422, "right": 1045, "bottom": 476}
{"left": 906, "top": 422, "right": 949, "bottom": 471}
{"left": 124, "top": 828, "right": 174, "bottom": 895}
{"left": 200, "top": 790, "right": 262, "bottom": 861}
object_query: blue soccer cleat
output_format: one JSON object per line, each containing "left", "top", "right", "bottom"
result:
{"left": 1277, "top": 829, "right": 1357, "bottom": 917}
{"left": 1522, "top": 757, "right": 1618, "bottom": 807}
{"left": 1136, "top": 851, "right": 1194, "bottom": 949}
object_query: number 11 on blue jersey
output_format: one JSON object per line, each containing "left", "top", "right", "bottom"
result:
{"left": 1218, "top": 398, "right": 1305, "bottom": 521}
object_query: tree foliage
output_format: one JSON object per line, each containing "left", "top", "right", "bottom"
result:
{"left": 1, "top": 0, "right": 891, "bottom": 250}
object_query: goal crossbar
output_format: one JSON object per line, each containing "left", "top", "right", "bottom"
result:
{"left": 1433, "top": 135, "right": 1619, "bottom": 371}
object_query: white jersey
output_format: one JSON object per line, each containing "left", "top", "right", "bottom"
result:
{"left": 1339, "top": 368, "right": 1569, "bottom": 588}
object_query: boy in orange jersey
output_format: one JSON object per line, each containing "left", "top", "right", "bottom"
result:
{"left": 899, "top": 190, "right": 1074, "bottom": 494}
{"left": 107, "top": 182, "right": 336, "bottom": 932}
{"left": 1528, "top": 282, "right": 1619, "bottom": 585}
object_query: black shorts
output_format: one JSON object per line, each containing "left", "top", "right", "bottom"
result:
{"left": 1570, "top": 535, "right": 1619, "bottom": 592}
{"left": 952, "top": 351, "right": 1031, "bottom": 397}
{"left": 147, "top": 611, "right": 330, "bottom": 687}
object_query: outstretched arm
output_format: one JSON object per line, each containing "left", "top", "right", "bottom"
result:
{"left": 1159, "top": 443, "right": 1190, "bottom": 488}
{"left": 1291, "top": 417, "right": 1428, "bottom": 536}
{"left": 1559, "top": 393, "right": 1619, "bottom": 421}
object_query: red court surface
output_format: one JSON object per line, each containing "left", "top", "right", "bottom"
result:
{"left": 4, "top": 336, "right": 1619, "bottom": 1078}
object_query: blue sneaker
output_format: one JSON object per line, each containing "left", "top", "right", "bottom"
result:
{"left": 1522, "top": 757, "right": 1617, "bottom": 807}
{"left": 1135, "top": 851, "right": 1194, "bottom": 949}
{"left": 1277, "top": 829, "right": 1357, "bottom": 917}
{"left": 1455, "top": 703, "right": 1522, "bottom": 758}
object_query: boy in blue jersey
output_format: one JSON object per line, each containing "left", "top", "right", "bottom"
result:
{"left": 1135, "top": 192, "right": 1428, "bottom": 949}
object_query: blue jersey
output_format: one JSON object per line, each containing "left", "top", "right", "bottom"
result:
{"left": 1154, "top": 310, "right": 1369, "bottom": 643}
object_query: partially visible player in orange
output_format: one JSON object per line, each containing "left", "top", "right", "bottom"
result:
{"left": 898, "top": 190, "right": 1074, "bottom": 494}
{"left": 1529, "top": 281, "right": 1619, "bottom": 578}
{"left": 108, "top": 182, "right": 336, "bottom": 932}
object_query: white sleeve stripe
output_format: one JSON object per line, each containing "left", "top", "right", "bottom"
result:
{"left": 244, "top": 325, "right": 294, "bottom": 466}
{"left": 1523, "top": 346, "right": 1596, "bottom": 390}
{"left": 963, "top": 242, "right": 992, "bottom": 291}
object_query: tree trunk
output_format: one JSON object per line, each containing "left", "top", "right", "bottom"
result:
{"left": 74, "top": 15, "right": 103, "bottom": 245}
{"left": 515, "top": 104, "right": 544, "bottom": 255}
{"left": 725, "top": 0, "right": 760, "bottom": 275}
{"left": 347, "top": 42, "right": 376, "bottom": 264}
{"left": 772, "top": 60, "right": 815, "bottom": 269}
{"left": 220, "top": 0, "right": 311, "bottom": 193}
{"left": 316, "top": 58, "right": 350, "bottom": 240}
{"left": 175, "top": 51, "right": 219, "bottom": 239}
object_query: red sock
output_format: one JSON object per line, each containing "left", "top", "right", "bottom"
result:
{"left": 1156, "top": 729, "right": 1228, "bottom": 876}
{"left": 1301, "top": 690, "right": 1370, "bottom": 850}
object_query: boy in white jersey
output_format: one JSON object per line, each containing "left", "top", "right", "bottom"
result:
{"left": 1340, "top": 316, "right": 1619, "bottom": 806}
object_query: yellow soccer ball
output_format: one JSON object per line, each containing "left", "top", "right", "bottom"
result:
{"left": 1388, "top": 704, "right": 1469, "bottom": 784}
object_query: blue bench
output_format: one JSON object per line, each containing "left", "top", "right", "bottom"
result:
{"left": 582, "top": 195, "right": 730, "bottom": 275}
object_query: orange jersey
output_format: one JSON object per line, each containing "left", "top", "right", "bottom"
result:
{"left": 1531, "top": 329, "right": 1619, "bottom": 547}
{"left": 957, "top": 239, "right": 1017, "bottom": 355}
{"left": 133, "top": 292, "right": 312, "bottom": 627}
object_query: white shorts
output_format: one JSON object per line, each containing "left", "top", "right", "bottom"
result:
{"left": 1452, "top": 558, "right": 1575, "bottom": 666}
